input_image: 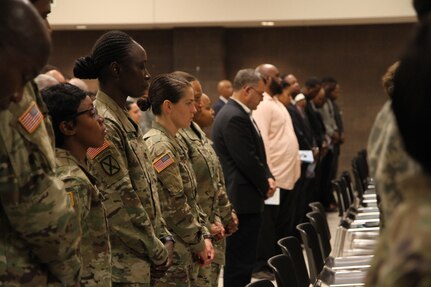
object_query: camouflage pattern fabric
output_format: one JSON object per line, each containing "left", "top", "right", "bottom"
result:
{"left": 0, "top": 84, "right": 81, "bottom": 286}
{"left": 55, "top": 148, "right": 111, "bottom": 286}
{"left": 144, "top": 122, "right": 210, "bottom": 287}
{"left": 88, "top": 91, "right": 168, "bottom": 284}
{"left": 367, "top": 100, "right": 421, "bottom": 225}
{"left": 179, "top": 122, "right": 234, "bottom": 286}
{"left": 365, "top": 168, "right": 431, "bottom": 287}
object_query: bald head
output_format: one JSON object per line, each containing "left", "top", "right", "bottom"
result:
{"left": 0, "top": 0, "right": 51, "bottom": 110}
{"left": 34, "top": 74, "right": 59, "bottom": 90}
{"left": 256, "top": 63, "right": 282, "bottom": 96}
{"left": 0, "top": 0, "right": 51, "bottom": 59}
{"left": 46, "top": 69, "right": 66, "bottom": 83}
{"left": 256, "top": 64, "right": 280, "bottom": 80}
{"left": 68, "top": 78, "right": 90, "bottom": 92}
{"left": 217, "top": 80, "right": 233, "bottom": 99}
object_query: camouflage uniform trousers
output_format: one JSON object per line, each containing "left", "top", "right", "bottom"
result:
{"left": 153, "top": 240, "right": 194, "bottom": 287}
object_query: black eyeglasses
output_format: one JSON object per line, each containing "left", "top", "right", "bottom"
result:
{"left": 249, "top": 86, "right": 264, "bottom": 97}
{"left": 71, "top": 106, "right": 98, "bottom": 119}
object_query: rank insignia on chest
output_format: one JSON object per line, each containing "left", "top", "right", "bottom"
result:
{"left": 87, "top": 139, "right": 111, "bottom": 160}
{"left": 100, "top": 154, "right": 120, "bottom": 176}
{"left": 19, "top": 102, "right": 43, "bottom": 134}
{"left": 153, "top": 152, "right": 174, "bottom": 173}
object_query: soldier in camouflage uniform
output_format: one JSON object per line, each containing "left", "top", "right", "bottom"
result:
{"left": 42, "top": 84, "right": 112, "bottom": 286}
{"left": 366, "top": 62, "right": 404, "bottom": 226}
{"left": 74, "top": 31, "right": 172, "bottom": 286}
{"left": 143, "top": 74, "right": 214, "bottom": 287}
{"left": 174, "top": 72, "right": 238, "bottom": 287}
{"left": 366, "top": 3, "right": 431, "bottom": 285}
{"left": 0, "top": 1, "right": 81, "bottom": 286}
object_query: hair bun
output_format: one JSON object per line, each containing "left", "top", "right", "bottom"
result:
{"left": 137, "top": 97, "right": 151, "bottom": 111}
{"left": 73, "top": 56, "right": 100, "bottom": 79}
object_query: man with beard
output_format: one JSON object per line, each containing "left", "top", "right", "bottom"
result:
{"left": 252, "top": 64, "right": 301, "bottom": 280}
{"left": 283, "top": 73, "right": 301, "bottom": 99}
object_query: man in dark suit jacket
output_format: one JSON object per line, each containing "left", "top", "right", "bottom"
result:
{"left": 212, "top": 69, "right": 276, "bottom": 287}
{"left": 213, "top": 79, "right": 233, "bottom": 116}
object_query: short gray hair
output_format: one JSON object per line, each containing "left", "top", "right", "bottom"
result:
{"left": 232, "top": 69, "right": 262, "bottom": 91}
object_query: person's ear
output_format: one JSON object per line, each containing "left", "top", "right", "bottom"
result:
{"left": 161, "top": 100, "right": 172, "bottom": 115}
{"left": 110, "top": 62, "right": 121, "bottom": 78}
{"left": 59, "top": 120, "right": 76, "bottom": 137}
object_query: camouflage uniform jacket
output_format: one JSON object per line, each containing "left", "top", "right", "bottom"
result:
{"left": 367, "top": 100, "right": 420, "bottom": 224}
{"left": 0, "top": 84, "right": 81, "bottom": 286}
{"left": 55, "top": 148, "right": 111, "bottom": 286}
{"left": 364, "top": 165, "right": 431, "bottom": 287}
{"left": 179, "top": 123, "right": 234, "bottom": 264}
{"left": 144, "top": 122, "right": 210, "bottom": 264}
{"left": 88, "top": 91, "right": 168, "bottom": 284}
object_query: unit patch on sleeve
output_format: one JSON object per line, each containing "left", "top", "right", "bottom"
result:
{"left": 100, "top": 154, "right": 120, "bottom": 176}
{"left": 18, "top": 102, "right": 43, "bottom": 134}
{"left": 152, "top": 152, "right": 174, "bottom": 173}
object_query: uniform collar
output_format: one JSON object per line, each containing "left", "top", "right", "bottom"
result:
{"left": 55, "top": 148, "right": 98, "bottom": 185}
{"left": 96, "top": 90, "right": 137, "bottom": 133}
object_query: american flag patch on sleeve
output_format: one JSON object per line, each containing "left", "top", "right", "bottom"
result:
{"left": 18, "top": 102, "right": 43, "bottom": 134}
{"left": 152, "top": 152, "right": 175, "bottom": 173}
{"left": 87, "top": 139, "right": 111, "bottom": 160}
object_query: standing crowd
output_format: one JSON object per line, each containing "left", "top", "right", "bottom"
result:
{"left": 0, "top": 1, "right": 348, "bottom": 287}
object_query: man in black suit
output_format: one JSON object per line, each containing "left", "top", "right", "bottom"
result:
{"left": 213, "top": 79, "right": 233, "bottom": 116}
{"left": 212, "top": 69, "right": 276, "bottom": 287}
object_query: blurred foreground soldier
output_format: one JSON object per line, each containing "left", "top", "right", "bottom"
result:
{"left": 42, "top": 83, "right": 112, "bottom": 286}
{"left": 0, "top": 1, "right": 81, "bottom": 286}
{"left": 365, "top": 1, "right": 431, "bottom": 286}
{"left": 74, "top": 31, "right": 172, "bottom": 286}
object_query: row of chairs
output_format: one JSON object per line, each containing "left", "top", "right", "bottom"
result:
{"left": 247, "top": 150, "right": 380, "bottom": 287}
{"left": 247, "top": 204, "right": 374, "bottom": 287}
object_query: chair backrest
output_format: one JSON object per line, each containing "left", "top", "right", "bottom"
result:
{"left": 331, "top": 179, "right": 346, "bottom": 216}
{"left": 357, "top": 149, "right": 370, "bottom": 179}
{"left": 306, "top": 211, "right": 332, "bottom": 259}
{"left": 308, "top": 201, "right": 331, "bottom": 240}
{"left": 341, "top": 171, "right": 356, "bottom": 205}
{"left": 338, "top": 178, "right": 353, "bottom": 211}
{"left": 297, "top": 223, "right": 324, "bottom": 282}
{"left": 277, "top": 236, "right": 311, "bottom": 287}
{"left": 268, "top": 254, "right": 298, "bottom": 287}
{"left": 351, "top": 157, "right": 365, "bottom": 198}
{"left": 245, "top": 279, "right": 275, "bottom": 287}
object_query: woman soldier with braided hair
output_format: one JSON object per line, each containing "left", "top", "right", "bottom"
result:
{"left": 74, "top": 30, "right": 174, "bottom": 287}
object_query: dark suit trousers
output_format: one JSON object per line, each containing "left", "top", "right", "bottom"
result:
{"left": 255, "top": 188, "right": 299, "bottom": 272}
{"left": 224, "top": 213, "right": 263, "bottom": 287}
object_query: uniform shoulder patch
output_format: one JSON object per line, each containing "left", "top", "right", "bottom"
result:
{"left": 152, "top": 152, "right": 175, "bottom": 173}
{"left": 18, "top": 102, "right": 43, "bottom": 134}
{"left": 87, "top": 139, "right": 110, "bottom": 160}
{"left": 100, "top": 154, "right": 120, "bottom": 176}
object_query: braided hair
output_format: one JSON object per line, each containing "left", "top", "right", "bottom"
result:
{"left": 74, "top": 30, "right": 135, "bottom": 82}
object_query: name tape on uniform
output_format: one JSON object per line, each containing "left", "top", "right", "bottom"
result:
{"left": 19, "top": 102, "right": 43, "bottom": 134}
{"left": 152, "top": 152, "right": 174, "bottom": 173}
